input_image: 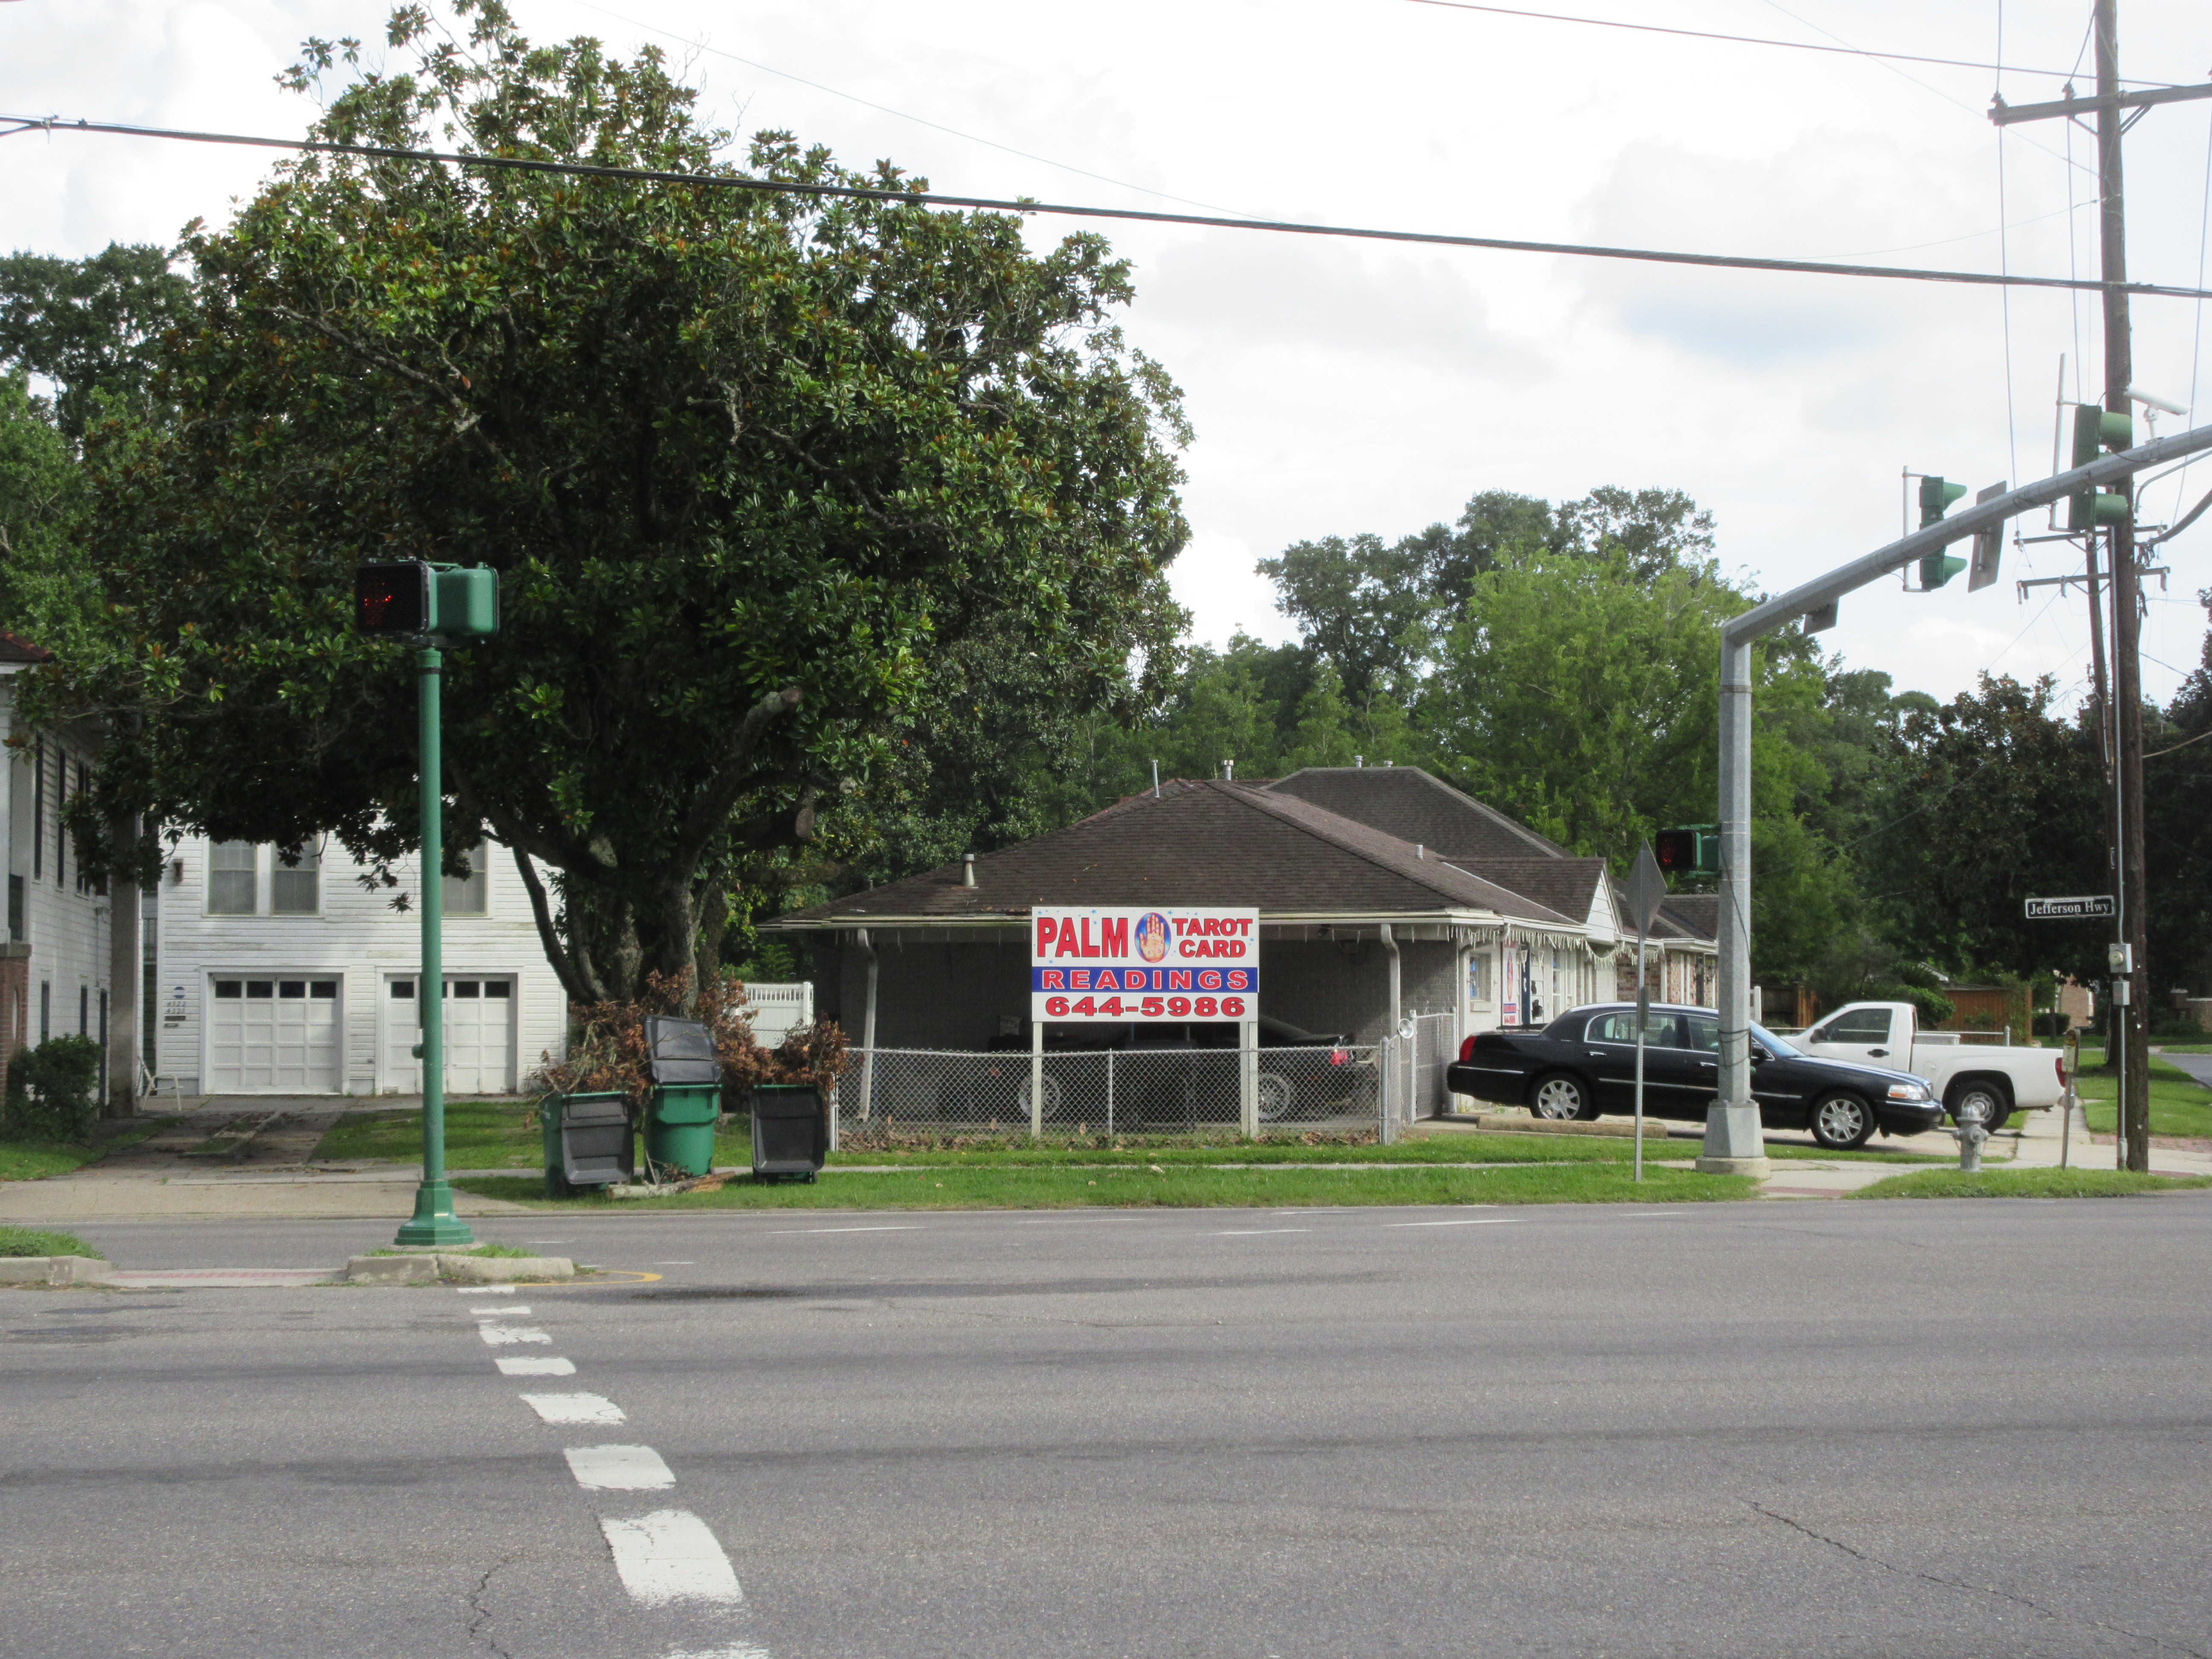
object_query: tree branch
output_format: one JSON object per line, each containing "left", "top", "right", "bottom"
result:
{"left": 511, "top": 843, "right": 605, "bottom": 1004}
{"left": 670, "top": 685, "right": 803, "bottom": 867}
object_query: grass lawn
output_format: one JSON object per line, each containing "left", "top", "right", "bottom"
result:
{"left": 0, "top": 1118, "right": 175, "bottom": 1183}
{"left": 2070, "top": 1045, "right": 2212, "bottom": 1139}
{"left": 318, "top": 1099, "right": 1945, "bottom": 1172}
{"left": 456, "top": 1161, "right": 1757, "bottom": 1211}
{"left": 313, "top": 1098, "right": 547, "bottom": 1167}
{"left": 2156, "top": 1043, "right": 2212, "bottom": 1054}
{"left": 1848, "top": 1167, "right": 2212, "bottom": 1200}
{"left": 0, "top": 1224, "right": 102, "bottom": 1257}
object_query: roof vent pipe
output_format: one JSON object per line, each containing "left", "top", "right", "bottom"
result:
{"left": 1355, "top": 754, "right": 1364, "bottom": 767}
{"left": 1416, "top": 844, "right": 1423, "bottom": 860}
{"left": 1223, "top": 758, "right": 1234, "bottom": 780}
{"left": 961, "top": 853, "right": 976, "bottom": 888}
{"left": 1151, "top": 759, "right": 1160, "bottom": 799}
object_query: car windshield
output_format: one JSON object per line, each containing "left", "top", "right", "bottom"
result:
{"left": 1749, "top": 1021, "right": 1800, "bottom": 1059}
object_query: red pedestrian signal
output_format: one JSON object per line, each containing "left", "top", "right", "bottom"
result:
{"left": 1654, "top": 826, "right": 1720, "bottom": 877}
{"left": 355, "top": 562, "right": 431, "bottom": 634}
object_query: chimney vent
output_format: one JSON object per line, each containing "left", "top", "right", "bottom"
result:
{"left": 961, "top": 853, "right": 976, "bottom": 888}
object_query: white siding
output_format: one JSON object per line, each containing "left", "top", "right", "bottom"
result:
{"left": 154, "top": 832, "right": 566, "bottom": 1095}
{"left": 0, "top": 677, "right": 115, "bottom": 1087}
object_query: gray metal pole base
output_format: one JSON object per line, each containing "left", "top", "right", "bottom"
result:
{"left": 1695, "top": 1103, "right": 1770, "bottom": 1176}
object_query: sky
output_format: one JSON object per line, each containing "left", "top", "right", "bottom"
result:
{"left": 3, "top": 0, "right": 2209, "bottom": 713}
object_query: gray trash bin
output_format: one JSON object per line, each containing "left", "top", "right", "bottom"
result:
{"left": 750, "top": 1083, "right": 827, "bottom": 1182}
{"left": 543, "top": 1091, "right": 635, "bottom": 1197}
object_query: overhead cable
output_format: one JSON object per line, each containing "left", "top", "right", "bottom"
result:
{"left": 6, "top": 115, "right": 2210, "bottom": 300}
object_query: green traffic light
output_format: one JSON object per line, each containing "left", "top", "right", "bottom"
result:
{"left": 1917, "top": 475, "right": 1967, "bottom": 529}
{"left": 1917, "top": 553, "right": 1968, "bottom": 590}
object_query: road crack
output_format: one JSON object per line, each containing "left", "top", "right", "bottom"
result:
{"left": 467, "top": 1555, "right": 521, "bottom": 1659}
{"left": 1747, "top": 1502, "right": 2208, "bottom": 1656}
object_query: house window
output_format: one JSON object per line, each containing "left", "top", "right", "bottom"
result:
{"left": 54, "top": 751, "right": 65, "bottom": 889}
{"left": 78, "top": 984, "right": 87, "bottom": 1036}
{"left": 208, "top": 842, "right": 257, "bottom": 914}
{"left": 7, "top": 875, "right": 20, "bottom": 941}
{"left": 1467, "top": 952, "right": 1491, "bottom": 1005}
{"left": 271, "top": 843, "right": 320, "bottom": 915}
{"left": 31, "top": 740, "right": 42, "bottom": 879}
{"left": 39, "top": 980, "right": 49, "bottom": 1042}
{"left": 442, "top": 846, "right": 489, "bottom": 916}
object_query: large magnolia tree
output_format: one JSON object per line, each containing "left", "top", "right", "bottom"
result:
{"left": 54, "top": 2, "right": 1189, "bottom": 1001}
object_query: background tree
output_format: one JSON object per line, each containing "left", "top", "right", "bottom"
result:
{"left": 47, "top": 1, "right": 1189, "bottom": 1005}
{"left": 0, "top": 243, "right": 195, "bottom": 439}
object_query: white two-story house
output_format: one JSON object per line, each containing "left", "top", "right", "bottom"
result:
{"left": 150, "top": 830, "right": 569, "bottom": 1097}
{"left": 0, "top": 634, "right": 125, "bottom": 1105}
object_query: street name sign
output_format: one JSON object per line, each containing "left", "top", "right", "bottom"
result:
{"left": 2025, "top": 894, "right": 2116, "bottom": 920}
{"left": 1031, "top": 907, "right": 1258, "bottom": 1022}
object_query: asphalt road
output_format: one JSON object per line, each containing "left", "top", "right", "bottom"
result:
{"left": 8, "top": 1197, "right": 2212, "bottom": 1659}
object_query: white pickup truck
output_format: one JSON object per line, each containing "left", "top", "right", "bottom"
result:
{"left": 1791, "top": 1001, "right": 2065, "bottom": 1129}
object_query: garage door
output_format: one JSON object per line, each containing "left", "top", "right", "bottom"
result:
{"left": 385, "top": 976, "right": 516, "bottom": 1095}
{"left": 207, "top": 976, "right": 343, "bottom": 1094}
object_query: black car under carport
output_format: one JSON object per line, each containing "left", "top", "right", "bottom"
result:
{"left": 1445, "top": 1002, "right": 1946, "bottom": 1150}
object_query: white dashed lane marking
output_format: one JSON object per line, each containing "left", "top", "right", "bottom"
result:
{"left": 462, "top": 1284, "right": 517, "bottom": 1294}
{"left": 478, "top": 1324, "right": 553, "bottom": 1346}
{"left": 475, "top": 1305, "right": 530, "bottom": 1316}
{"left": 767, "top": 1225, "right": 922, "bottom": 1235}
{"left": 1214, "top": 1228, "right": 1310, "bottom": 1236}
{"left": 521, "top": 1393, "right": 627, "bottom": 1425}
{"left": 565, "top": 1444, "right": 676, "bottom": 1490}
{"left": 599, "top": 1510, "right": 744, "bottom": 1606}
{"left": 1380, "top": 1218, "right": 1514, "bottom": 1228}
{"left": 497, "top": 1355, "right": 576, "bottom": 1376}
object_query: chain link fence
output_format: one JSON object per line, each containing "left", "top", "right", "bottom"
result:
{"left": 835, "top": 1041, "right": 1387, "bottom": 1140}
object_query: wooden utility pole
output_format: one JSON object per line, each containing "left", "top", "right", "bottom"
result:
{"left": 1992, "top": 6, "right": 2212, "bottom": 1170}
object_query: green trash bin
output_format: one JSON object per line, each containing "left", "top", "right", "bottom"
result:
{"left": 644, "top": 1083, "right": 722, "bottom": 1177}
{"left": 642, "top": 1015, "right": 723, "bottom": 1178}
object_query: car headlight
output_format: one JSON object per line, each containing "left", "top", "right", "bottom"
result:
{"left": 1885, "top": 1082, "right": 1932, "bottom": 1102}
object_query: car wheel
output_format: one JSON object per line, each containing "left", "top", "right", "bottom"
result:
{"left": 1530, "top": 1072, "right": 1597, "bottom": 1121}
{"left": 1809, "top": 1091, "right": 1876, "bottom": 1150}
{"left": 1948, "top": 1080, "right": 2011, "bottom": 1132}
{"left": 1256, "top": 1071, "right": 1293, "bottom": 1123}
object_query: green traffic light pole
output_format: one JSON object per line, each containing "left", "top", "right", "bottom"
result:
{"left": 395, "top": 636, "right": 474, "bottom": 1247}
{"left": 1699, "top": 420, "right": 2212, "bottom": 1179}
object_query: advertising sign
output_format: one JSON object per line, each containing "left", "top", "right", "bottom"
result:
{"left": 1030, "top": 907, "right": 1258, "bottom": 1023}
{"left": 1499, "top": 943, "right": 1523, "bottom": 1027}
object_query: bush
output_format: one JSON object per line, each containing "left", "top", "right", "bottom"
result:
{"left": 3, "top": 1036, "right": 103, "bottom": 1144}
{"left": 1867, "top": 983, "right": 1956, "bottom": 1027}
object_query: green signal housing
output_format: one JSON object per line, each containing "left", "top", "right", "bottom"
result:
{"left": 2067, "top": 404, "right": 2133, "bottom": 531}
{"left": 1917, "top": 475, "right": 1967, "bottom": 529}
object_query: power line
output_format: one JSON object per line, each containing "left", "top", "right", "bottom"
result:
{"left": 8, "top": 114, "right": 2210, "bottom": 300}
{"left": 1393, "top": 0, "right": 2174, "bottom": 82}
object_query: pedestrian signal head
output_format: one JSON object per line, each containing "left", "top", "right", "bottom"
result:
{"left": 1653, "top": 825, "right": 1720, "bottom": 877}
{"left": 352, "top": 560, "right": 500, "bottom": 640}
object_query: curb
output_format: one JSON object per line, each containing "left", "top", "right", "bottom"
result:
{"left": 343, "top": 1253, "right": 575, "bottom": 1284}
{"left": 0, "top": 1254, "right": 114, "bottom": 1286}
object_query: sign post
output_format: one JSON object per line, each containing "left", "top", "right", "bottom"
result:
{"left": 1624, "top": 844, "right": 1670, "bottom": 1183}
{"left": 2059, "top": 1028, "right": 2080, "bottom": 1170}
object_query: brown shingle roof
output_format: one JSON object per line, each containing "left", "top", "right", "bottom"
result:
{"left": 1453, "top": 856, "right": 1613, "bottom": 927}
{"left": 0, "top": 631, "right": 53, "bottom": 665}
{"left": 771, "top": 780, "right": 1578, "bottom": 929}
{"left": 1264, "top": 766, "right": 1572, "bottom": 860}
{"left": 1655, "top": 893, "right": 1718, "bottom": 942}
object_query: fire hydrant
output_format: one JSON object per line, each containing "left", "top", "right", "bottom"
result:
{"left": 1952, "top": 1098, "right": 1989, "bottom": 1172}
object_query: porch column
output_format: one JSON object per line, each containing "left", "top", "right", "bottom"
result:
{"left": 855, "top": 928, "right": 878, "bottom": 1121}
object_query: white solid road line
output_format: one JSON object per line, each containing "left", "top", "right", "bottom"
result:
{"left": 664, "top": 1644, "right": 773, "bottom": 1659}
{"left": 497, "top": 1356, "right": 576, "bottom": 1377}
{"left": 1380, "top": 1218, "right": 1515, "bottom": 1228}
{"left": 599, "top": 1509, "right": 743, "bottom": 1607}
{"left": 1214, "top": 1228, "right": 1311, "bottom": 1235}
{"left": 476, "top": 1305, "right": 530, "bottom": 1316}
{"left": 566, "top": 1444, "right": 677, "bottom": 1491}
{"left": 462, "top": 1284, "right": 517, "bottom": 1294}
{"left": 478, "top": 1324, "right": 553, "bottom": 1346}
{"left": 522, "top": 1393, "right": 627, "bottom": 1425}
{"left": 767, "top": 1224, "right": 923, "bottom": 1234}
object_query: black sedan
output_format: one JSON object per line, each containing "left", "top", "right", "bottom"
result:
{"left": 1444, "top": 1002, "right": 1945, "bottom": 1150}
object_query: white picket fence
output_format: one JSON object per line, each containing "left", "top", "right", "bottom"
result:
{"left": 741, "top": 982, "right": 814, "bottom": 1045}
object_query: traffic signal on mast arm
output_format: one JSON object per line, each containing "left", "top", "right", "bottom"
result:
{"left": 354, "top": 561, "right": 500, "bottom": 639}
{"left": 2067, "top": 403, "right": 2133, "bottom": 531}
{"left": 1654, "top": 825, "right": 1721, "bottom": 878}
{"left": 1915, "top": 476, "right": 1968, "bottom": 589}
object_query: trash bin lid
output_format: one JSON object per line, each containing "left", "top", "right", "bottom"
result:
{"left": 752, "top": 1084, "right": 825, "bottom": 1119}
{"left": 645, "top": 1016, "right": 720, "bottom": 1084}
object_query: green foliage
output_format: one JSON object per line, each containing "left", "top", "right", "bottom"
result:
{"left": 1848, "top": 1167, "right": 2212, "bottom": 1200}
{"left": 0, "top": 1225, "right": 102, "bottom": 1258}
{"left": 3, "top": 1036, "right": 104, "bottom": 1144}
{"left": 45, "top": 2, "right": 1188, "bottom": 1003}
{"left": 0, "top": 242, "right": 195, "bottom": 439}
{"left": 0, "top": 374, "right": 105, "bottom": 650}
